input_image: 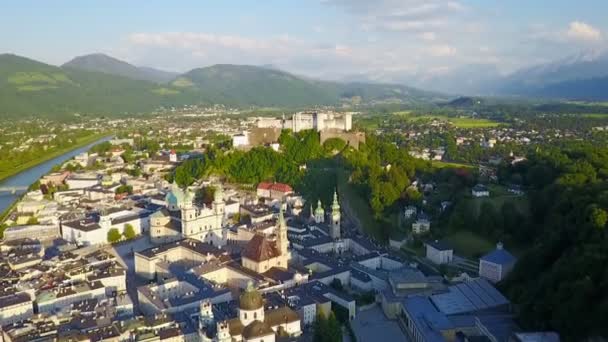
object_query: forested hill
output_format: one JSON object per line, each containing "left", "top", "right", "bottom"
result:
{"left": 0, "top": 54, "right": 443, "bottom": 119}
{"left": 62, "top": 53, "right": 178, "bottom": 83}
{"left": 0, "top": 54, "right": 198, "bottom": 118}
{"left": 499, "top": 143, "right": 608, "bottom": 339}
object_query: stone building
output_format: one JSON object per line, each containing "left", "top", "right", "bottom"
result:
{"left": 150, "top": 183, "right": 226, "bottom": 245}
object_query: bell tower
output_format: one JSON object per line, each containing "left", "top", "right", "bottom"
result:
{"left": 199, "top": 300, "right": 214, "bottom": 329}
{"left": 314, "top": 200, "right": 325, "bottom": 224}
{"left": 331, "top": 190, "right": 341, "bottom": 239}
{"left": 277, "top": 206, "right": 288, "bottom": 256}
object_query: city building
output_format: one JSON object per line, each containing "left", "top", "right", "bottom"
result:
{"left": 200, "top": 282, "right": 301, "bottom": 342}
{"left": 257, "top": 111, "right": 353, "bottom": 133}
{"left": 412, "top": 212, "right": 431, "bottom": 234}
{"left": 472, "top": 184, "right": 490, "bottom": 198}
{"left": 241, "top": 208, "right": 290, "bottom": 273}
{"left": 425, "top": 241, "right": 453, "bottom": 265}
{"left": 479, "top": 242, "right": 516, "bottom": 283}
{"left": 150, "top": 183, "right": 226, "bottom": 245}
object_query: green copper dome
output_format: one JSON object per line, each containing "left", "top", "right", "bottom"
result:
{"left": 165, "top": 182, "right": 186, "bottom": 207}
{"left": 239, "top": 282, "right": 263, "bottom": 310}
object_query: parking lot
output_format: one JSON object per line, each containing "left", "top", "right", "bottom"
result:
{"left": 351, "top": 305, "right": 409, "bottom": 342}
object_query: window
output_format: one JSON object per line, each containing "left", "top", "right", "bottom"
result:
{"left": 254, "top": 312, "right": 257, "bottom": 319}
{"left": 244, "top": 313, "right": 247, "bottom": 319}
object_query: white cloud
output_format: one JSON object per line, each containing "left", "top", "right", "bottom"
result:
{"left": 566, "top": 21, "right": 602, "bottom": 41}
{"left": 427, "top": 44, "right": 457, "bottom": 57}
{"left": 420, "top": 32, "right": 437, "bottom": 41}
{"left": 325, "top": 0, "right": 464, "bottom": 32}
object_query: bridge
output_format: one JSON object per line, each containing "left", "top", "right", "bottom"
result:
{"left": 0, "top": 186, "right": 28, "bottom": 194}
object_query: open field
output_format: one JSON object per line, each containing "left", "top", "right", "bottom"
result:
{"left": 579, "top": 113, "right": 608, "bottom": 118}
{"left": 394, "top": 112, "right": 503, "bottom": 128}
{"left": 444, "top": 230, "right": 495, "bottom": 258}
{"left": 467, "top": 194, "right": 529, "bottom": 219}
{"left": 431, "top": 160, "right": 475, "bottom": 169}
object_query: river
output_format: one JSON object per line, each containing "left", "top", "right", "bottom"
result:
{"left": 0, "top": 136, "right": 111, "bottom": 215}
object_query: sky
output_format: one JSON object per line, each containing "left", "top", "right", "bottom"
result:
{"left": 1, "top": 0, "right": 607, "bottom": 85}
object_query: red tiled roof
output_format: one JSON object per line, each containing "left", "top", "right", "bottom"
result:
{"left": 257, "top": 182, "right": 273, "bottom": 190}
{"left": 242, "top": 234, "right": 280, "bottom": 262}
{"left": 269, "top": 183, "right": 293, "bottom": 193}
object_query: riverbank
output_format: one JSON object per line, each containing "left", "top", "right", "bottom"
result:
{"left": 0, "top": 193, "right": 22, "bottom": 225}
{"left": 0, "top": 132, "right": 111, "bottom": 182}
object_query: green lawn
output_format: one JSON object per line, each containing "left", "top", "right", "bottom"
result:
{"left": 449, "top": 117, "right": 503, "bottom": 128}
{"left": 444, "top": 230, "right": 495, "bottom": 258}
{"left": 393, "top": 112, "right": 503, "bottom": 128}
{"left": 580, "top": 113, "right": 608, "bottom": 118}
{"left": 463, "top": 185, "right": 528, "bottom": 218}
{"left": 431, "top": 160, "right": 475, "bottom": 169}
{"left": 467, "top": 194, "right": 529, "bottom": 219}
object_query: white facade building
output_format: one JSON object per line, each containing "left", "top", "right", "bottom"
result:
{"left": 257, "top": 112, "right": 353, "bottom": 133}
{"left": 479, "top": 242, "right": 516, "bottom": 283}
{"left": 425, "top": 241, "right": 453, "bottom": 265}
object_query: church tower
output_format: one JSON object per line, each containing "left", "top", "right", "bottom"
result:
{"left": 277, "top": 206, "right": 289, "bottom": 256}
{"left": 199, "top": 300, "right": 214, "bottom": 330}
{"left": 331, "top": 190, "right": 341, "bottom": 239}
{"left": 212, "top": 183, "right": 225, "bottom": 218}
{"left": 181, "top": 187, "right": 196, "bottom": 236}
{"left": 216, "top": 321, "right": 231, "bottom": 342}
{"left": 314, "top": 200, "right": 325, "bottom": 224}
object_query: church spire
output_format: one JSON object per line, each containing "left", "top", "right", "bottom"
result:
{"left": 314, "top": 199, "right": 325, "bottom": 223}
{"left": 332, "top": 189, "right": 340, "bottom": 212}
{"left": 278, "top": 205, "right": 286, "bottom": 228}
{"left": 277, "top": 205, "right": 288, "bottom": 256}
{"left": 330, "top": 189, "right": 341, "bottom": 239}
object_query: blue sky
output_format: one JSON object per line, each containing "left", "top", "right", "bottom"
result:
{"left": 1, "top": 0, "right": 606, "bottom": 84}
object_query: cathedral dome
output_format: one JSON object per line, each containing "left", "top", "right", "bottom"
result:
{"left": 165, "top": 182, "right": 185, "bottom": 207}
{"left": 165, "top": 191, "right": 179, "bottom": 207}
{"left": 239, "top": 283, "right": 264, "bottom": 310}
{"left": 242, "top": 320, "right": 274, "bottom": 340}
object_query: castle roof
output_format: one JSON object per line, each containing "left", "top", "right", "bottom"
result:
{"left": 242, "top": 234, "right": 280, "bottom": 262}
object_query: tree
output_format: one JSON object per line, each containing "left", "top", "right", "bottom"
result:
{"left": 313, "top": 312, "right": 342, "bottom": 342}
{"left": 115, "top": 185, "right": 133, "bottom": 195}
{"left": 26, "top": 216, "right": 39, "bottom": 225}
{"left": 330, "top": 278, "right": 343, "bottom": 292}
{"left": 588, "top": 206, "right": 607, "bottom": 229}
{"left": 405, "top": 186, "right": 423, "bottom": 204}
{"left": 323, "top": 138, "right": 347, "bottom": 155}
{"left": 123, "top": 224, "right": 136, "bottom": 240}
{"left": 107, "top": 228, "right": 121, "bottom": 243}
{"left": 0, "top": 224, "right": 7, "bottom": 239}
{"left": 196, "top": 186, "right": 216, "bottom": 204}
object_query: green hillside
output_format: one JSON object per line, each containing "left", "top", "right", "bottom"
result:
{"left": 0, "top": 54, "right": 196, "bottom": 118}
{"left": 62, "top": 53, "right": 178, "bottom": 83}
{"left": 0, "top": 54, "right": 443, "bottom": 118}
{"left": 176, "top": 64, "right": 338, "bottom": 107}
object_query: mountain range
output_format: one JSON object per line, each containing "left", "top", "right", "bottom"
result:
{"left": 407, "top": 50, "right": 608, "bottom": 100}
{"left": 1, "top": 50, "right": 607, "bottom": 119}
{"left": 0, "top": 53, "right": 442, "bottom": 118}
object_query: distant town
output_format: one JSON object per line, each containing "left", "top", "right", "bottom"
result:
{"left": 1, "top": 103, "right": 601, "bottom": 342}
